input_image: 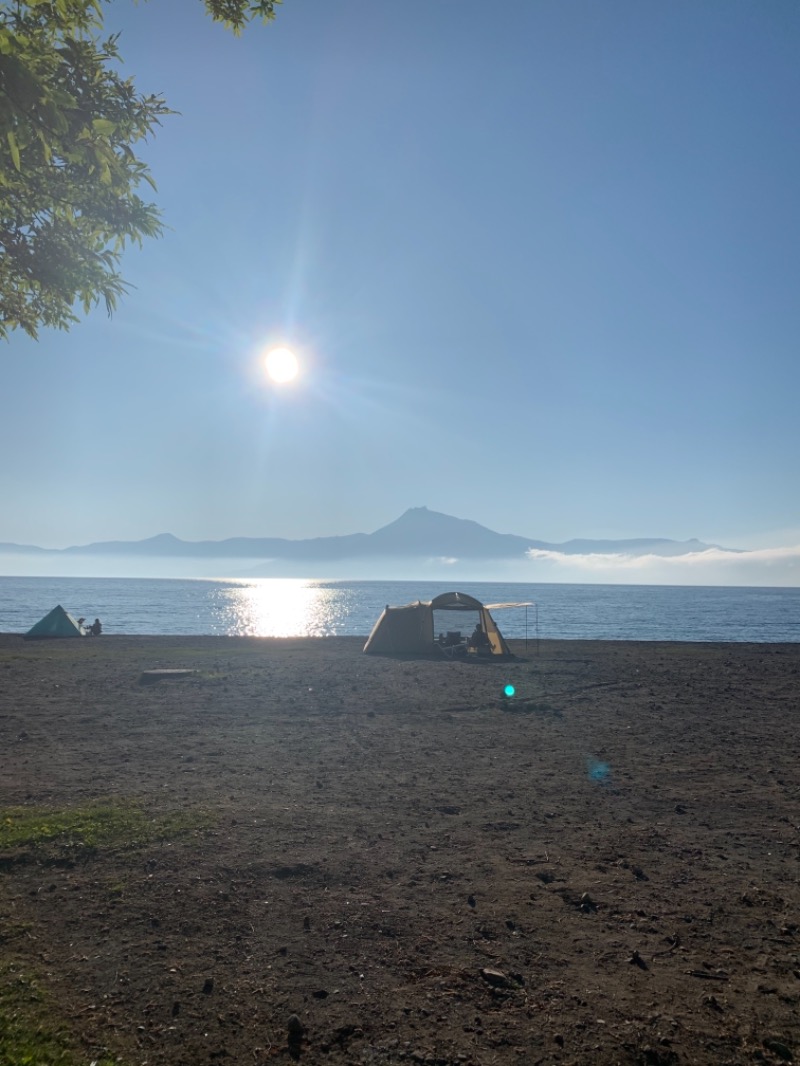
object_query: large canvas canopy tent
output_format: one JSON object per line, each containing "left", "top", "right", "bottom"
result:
{"left": 24, "top": 605, "right": 86, "bottom": 640}
{"left": 363, "top": 591, "right": 513, "bottom": 658}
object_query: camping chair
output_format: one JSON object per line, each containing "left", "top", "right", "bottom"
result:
{"left": 441, "top": 642, "right": 468, "bottom": 659}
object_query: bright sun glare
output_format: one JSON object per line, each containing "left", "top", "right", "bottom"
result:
{"left": 264, "top": 346, "right": 299, "bottom": 384}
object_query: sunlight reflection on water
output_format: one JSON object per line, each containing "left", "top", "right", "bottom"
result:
{"left": 2, "top": 576, "right": 798, "bottom": 640}
{"left": 214, "top": 579, "right": 351, "bottom": 637}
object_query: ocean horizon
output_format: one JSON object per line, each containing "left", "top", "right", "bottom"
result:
{"left": 1, "top": 576, "right": 799, "bottom": 643}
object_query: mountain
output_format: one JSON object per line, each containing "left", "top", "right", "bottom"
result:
{"left": 362, "top": 507, "right": 537, "bottom": 557}
{"left": 1, "top": 507, "right": 730, "bottom": 561}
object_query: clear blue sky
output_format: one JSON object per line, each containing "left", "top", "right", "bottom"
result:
{"left": 2, "top": 1, "right": 799, "bottom": 582}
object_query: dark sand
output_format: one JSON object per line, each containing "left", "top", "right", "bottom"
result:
{"left": 1, "top": 635, "right": 799, "bottom": 1065}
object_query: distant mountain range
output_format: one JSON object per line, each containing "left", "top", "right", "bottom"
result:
{"left": 0, "top": 507, "right": 732, "bottom": 561}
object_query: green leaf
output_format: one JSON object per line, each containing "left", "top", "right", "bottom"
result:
{"left": 92, "top": 118, "right": 117, "bottom": 136}
{"left": 6, "top": 129, "right": 21, "bottom": 171}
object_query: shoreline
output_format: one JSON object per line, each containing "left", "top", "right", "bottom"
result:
{"left": 5, "top": 632, "right": 800, "bottom": 648}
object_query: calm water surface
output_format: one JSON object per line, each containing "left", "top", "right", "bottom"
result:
{"left": 1, "top": 577, "right": 799, "bottom": 642}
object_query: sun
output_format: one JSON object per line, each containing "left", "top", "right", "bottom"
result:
{"left": 264, "top": 346, "right": 299, "bottom": 384}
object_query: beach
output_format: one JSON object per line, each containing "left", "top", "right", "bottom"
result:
{"left": 1, "top": 634, "right": 799, "bottom": 1064}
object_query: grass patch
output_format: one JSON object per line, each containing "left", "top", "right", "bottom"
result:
{"left": 0, "top": 922, "right": 32, "bottom": 946}
{"left": 0, "top": 802, "right": 210, "bottom": 856}
{"left": 0, "top": 803, "right": 189, "bottom": 1063}
{"left": 0, "top": 965, "right": 120, "bottom": 1066}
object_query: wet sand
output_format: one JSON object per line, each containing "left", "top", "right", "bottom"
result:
{"left": 1, "top": 634, "right": 799, "bottom": 1064}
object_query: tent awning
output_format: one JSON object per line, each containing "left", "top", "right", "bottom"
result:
{"left": 484, "top": 602, "right": 534, "bottom": 610}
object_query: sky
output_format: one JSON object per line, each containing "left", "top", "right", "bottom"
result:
{"left": 2, "top": 0, "right": 800, "bottom": 584}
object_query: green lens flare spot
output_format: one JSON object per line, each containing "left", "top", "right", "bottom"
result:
{"left": 503, "top": 684, "right": 515, "bottom": 698}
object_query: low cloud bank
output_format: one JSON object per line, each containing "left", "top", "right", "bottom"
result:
{"left": 2, "top": 545, "right": 798, "bottom": 586}
{"left": 525, "top": 544, "right": 800, "bottom": 586}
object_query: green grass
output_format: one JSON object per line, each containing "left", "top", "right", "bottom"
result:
{"left": 0, "top": 801, "right": 210, "bottom": 1063}
{"left": 0, "top": 801, "right": 210, "bottom": 854}
{"left": 0, "top": 966, "right": 120, "bottom": 1066}
{"left": 0, "top": 922, "right": 32, "bottom": 946}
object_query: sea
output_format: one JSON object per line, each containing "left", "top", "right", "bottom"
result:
{"left": 1, "top": 576, "right": 799, "bottom": 642}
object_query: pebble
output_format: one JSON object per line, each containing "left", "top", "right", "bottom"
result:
{"left": 762, "top": 1037, "right": 792, "bottom": 1061}
{"left": 580, "top": 892, "right": 597, "bottom": 913}
{"left": 480, "top": 967, "right": 511, "bottom": 988}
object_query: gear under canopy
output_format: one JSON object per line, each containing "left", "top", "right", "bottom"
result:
{"left": 363, "top": 591, "right": 512, "bottom": 658}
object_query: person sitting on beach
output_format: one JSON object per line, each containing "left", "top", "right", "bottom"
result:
{"left": 89, "top": 618, "right": 102, "bottom": 637}
{"left": 469, "top": 621, "right": 490, "bottom": 650}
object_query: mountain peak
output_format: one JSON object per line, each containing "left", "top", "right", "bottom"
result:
{"left": 379, "top": 506, "right": 466, "bottom": 526}
{"left": 370, "top": 507, "right": 528, "bottom": 554}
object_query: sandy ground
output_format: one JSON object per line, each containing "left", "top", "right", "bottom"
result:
{"left": 1, "top": 634, "right": 799, "bottom": 1066}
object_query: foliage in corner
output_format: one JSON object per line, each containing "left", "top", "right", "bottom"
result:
{"left": 0, "top": 1, "right": 169, "bottom": 340}
{"left": 203, "top": 0, "right": 281, "bottom": 34}
{"left": 0, "top": 0, "right": 280, "bottom": 341}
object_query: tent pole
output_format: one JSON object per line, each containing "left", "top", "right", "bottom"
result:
{"left": 525, "top": 605, "right": 528, "bottom": 650}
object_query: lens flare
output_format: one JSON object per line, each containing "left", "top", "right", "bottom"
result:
{"left": 587, "top": 758, "right": 611, "bottom": 783}
{"left": 503, "top": 684, "right": 515, "bottom": 698}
